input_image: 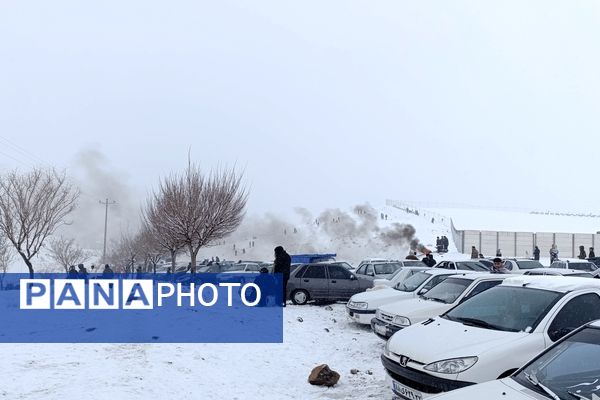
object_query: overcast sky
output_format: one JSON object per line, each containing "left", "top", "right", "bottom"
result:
{"left": 1, "top": 1, "right": 600, "bottom": 216}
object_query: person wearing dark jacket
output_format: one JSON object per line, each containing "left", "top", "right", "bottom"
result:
{"left": 533, "top": 246, "right": 540, "bottom": 261}
{"left": 578, "top": 246, "right": 587, "bottom": 260}
{"left": 67, "top": 265, "right": 78, "bottom": 279}
{"left": 273, "top": 246, "right": 291, "bottom": 307}
{"left": 590, "top": 247, "right": 596, "bottom": 258}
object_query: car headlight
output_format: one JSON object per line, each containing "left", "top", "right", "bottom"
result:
{"left": 383, "top": 339, "right": 392, "bottom": 358}
{"left": 348, "top": 301, "right": 368, "bottom": 310}
{"left": 393, "top": 316, "right": 411, "bottom": 326}
{"left": 424, "top": 357, "right": 478, "bottom": 374}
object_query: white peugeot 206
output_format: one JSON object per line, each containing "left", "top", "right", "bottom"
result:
{"left": 346, "top": 269, "right": 458, "bottom": 325}
{"left": 382, "top": 275, "right": 600, "bottom": 399}
{"left": 426, "top": 319, "right": 600, "bottom": 400}
{"left": 371, "top": 273, "right": 505, "bottom": 339}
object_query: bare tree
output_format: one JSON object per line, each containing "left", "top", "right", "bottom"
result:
{"left": 107, "top": 232, "right": 140, "bottom": 274}
{"left": 142, "top": 194, "right": 185, "bottom": 272}
{"left": 153, "top": 164, "right": 247, "bottom": 272}
{"left": 0, "top": 168, "right": 79, "bottom": 277}
{"left": 0, "top": 234, "right": 14, "bottom": 290}
{"left": 137, "top": 228, "right": 165, "bottom": 274}
{"left": 47, "top": 236, "right": 91, "bottom": 273}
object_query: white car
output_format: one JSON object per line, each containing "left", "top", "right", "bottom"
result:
{"left": 382, "top": 276, "right": 600, "bottom": 399}
{"left": 346, "top": 269, "right": 457, "bottom": 325}
{"left": 371, "top": 273, "right": 506, "bottom": 339}
{"left": 434, "top": 261, "right": 490, "bottom": 272}
{"left": 524, "top": 267, "right": 594, "bottom": 278}
{"left": 550, "top": 260, "right": 600, "bottom": 278}
{"left": 428, "top": 320, "right": 600, "bottom": 400}
{"left": 502, "top": 258, "right": 544, "bottom": 273}
{"left": 371, "top": 265, "right": 430, "bottom": 289}
{"left": 372, "top": 261, "right": 428, "bottom": 288}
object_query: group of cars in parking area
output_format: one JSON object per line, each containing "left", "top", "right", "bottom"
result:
{"left": 335, "top": 255, "right": 600, "bottom": 399}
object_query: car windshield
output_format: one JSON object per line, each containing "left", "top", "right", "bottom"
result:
{"left": 395, "top": 271, "right": 430, "bottom": 292}
{"left": 570, "top": 263, "right": 597, "bottom": 272}
{"left": 513, "top": 327, "right": 600, "bottom": 400}
{"left": 444, "top": 286, "right": 563, "bottom": 332}
{"left": 455, "top": 262, "right": 489, "bottom": 271}
{"left": 374, "top": 263, "right": 401, "bottom": 275}
{"left": 389, "top": 268, "right": 410, "bottom": 280}
{"left": 245, "top": 264, "right": 261, "bottom": 272}
{"left": 421, "top": 277, "right": 472, "bottom": 304}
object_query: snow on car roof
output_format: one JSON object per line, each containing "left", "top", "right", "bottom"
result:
{"left": 424, "top": 269, "right": 465, "bottom": 276}
{"left": 527, "top": 268, "right": 591, "bottom": 275}
{"left": 501, "top": 275, "right": 600, "bottom": 292}
{"left": 590, "top": 320, "right": 600, "bottom": 328}
{"left": 443, "top": 272, "right": 504, "bottom": 281}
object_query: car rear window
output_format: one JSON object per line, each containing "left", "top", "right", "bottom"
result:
{"left": 515, "top": 260, "right": 544, "bottom": 270}
{"left": 570, "top": 263, "right": 597, "bottom": 272}
{"left": 455, "top": 262, "right": 489, "bottom": 271}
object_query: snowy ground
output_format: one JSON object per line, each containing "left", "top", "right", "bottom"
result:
{"left": 0, "top": 303, "right": 390, "bottom": 400}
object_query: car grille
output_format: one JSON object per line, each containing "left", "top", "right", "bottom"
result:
{"left": 379, "top": 312, "right": 394, "bottom": 323}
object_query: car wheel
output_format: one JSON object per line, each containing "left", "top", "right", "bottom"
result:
{"left": 291, "top": 290, "right": 309, "bottom": 305}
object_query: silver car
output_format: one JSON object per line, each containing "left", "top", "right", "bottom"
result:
{"left": 287, "top": 263, "right": 372, "bottom": 305}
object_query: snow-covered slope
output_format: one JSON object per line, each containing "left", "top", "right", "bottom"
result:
{"left": 195, "top": 203, "right": 458, "bottom": 265}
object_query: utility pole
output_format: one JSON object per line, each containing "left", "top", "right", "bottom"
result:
{"left": 99, "top": 198, "right": 117, "bottom": 262}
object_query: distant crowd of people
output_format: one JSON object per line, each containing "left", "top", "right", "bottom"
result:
{"left": 435, "top": 236, "right": 449, "bottom": 253}
{"left": 469, "top": 244, "right": 596, "bottom": 263}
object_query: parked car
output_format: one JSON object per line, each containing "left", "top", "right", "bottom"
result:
{"left": 434, "top": 261, "right": 490, "bottom": 272}
{"left": 371, "top": 273, "right": 505, "bottom": 339}
{"left": 316, "top": 260, "right": 355, "bottom": 271}
{"left": 357, "top": 258, "right": 392, "bottom": 269}
{"left": 221, "top": 262, "right": 262, "bottom": 273}
{"left": 372, "top": 265, "right": 429, "bottom": 289}
{"left": 502, "top": 258, "right": 544, "bottom": 273}
{"left": 286, "top": 263, "right": 372, "bottom": 305}
{"left": 524, "top": 267, "right": 594, "bottom": 278}
{"left": 346, "top": 269, "right": 458, "bottom": 325}
{"left": 354, "top": 261, "right": 403, "bottom": 280}
{"left": 550, "top": 260, "right": 600, "bottom": 277}
{"left": 427, "top": 319, "right": 600, "bottom": 400}
{"left": 382, "top": 275, "right": 600, "bottom": 399}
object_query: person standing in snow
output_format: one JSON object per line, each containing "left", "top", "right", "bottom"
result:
{"left": 471, "top": 246, "right": 479, "bottom": 259}
{"left": 590, "top": 247, "right": 596, "bottom": 258}
{"left": 578, "top": 246, "right": 587, "bottom": 259}
{"left": 550, "top": 244, "right": 559, "bottom": 263}
{"left": 533, "top": 246, "right": 540, "bottom": 261}
{"left": 273, "top": 246, "right": 291, "bottom": 307}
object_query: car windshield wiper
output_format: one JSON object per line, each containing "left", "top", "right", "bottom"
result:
{"left": 524, "top": 372, "right": 561, "bottom": 400}
{"left": 455, "top": 317, "right": 519, "bottom": 332}
{"left": 423, "top": 296, "right": 447, "bottom": 303}
{"left": 568, "top": 392, "right": 593, "bottom": 400}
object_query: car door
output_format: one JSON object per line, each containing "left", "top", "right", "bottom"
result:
{"left": 363, "top": 264, "right": 375, "bottom": 281}
{"left": 299, "top": 265, "right": 329, "bottom": 299}
{"left": 544, "top": 293, "right": 600, "bottom": 345}
{"left": 327, "top": 265, "right": 359, "bottom": 299}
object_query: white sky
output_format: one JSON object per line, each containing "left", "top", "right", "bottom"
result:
{"left": 1, "top": 1, "right": 600, "bottom": 215}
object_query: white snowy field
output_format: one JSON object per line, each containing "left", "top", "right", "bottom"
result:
{"left": 0, "top": 304, "right": 390, "bottom": 400}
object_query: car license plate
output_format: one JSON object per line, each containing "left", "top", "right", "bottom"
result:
{"left": 374, "top": 323, "right": 387, "bottom": 336}
{"left": 392, "top": 379, "right": 424, "bottom": 400}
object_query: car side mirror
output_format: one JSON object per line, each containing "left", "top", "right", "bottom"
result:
{"left": 549, "top": 327, "right": 573, "bottom": 342}
{"left": 418, "top": 288, "right": 429, "bottom": 295}
{"left": 350, "top": 275, "right": 356, "bottom": 281}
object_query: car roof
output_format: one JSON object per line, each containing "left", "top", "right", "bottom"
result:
{"left": 526, "top": 268, "right": 590, "bottom": 275}
{"left": 442, "top": 272, "right": 504, "bottom": 281}
{"left": 399, "top": 266, "right": 430, "bottom": 272}
{"left": 424, "top": 269, "right": 463, "bottom": 276}
{"left": 501, "top": 275, "right": 600, "bottom": 292}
